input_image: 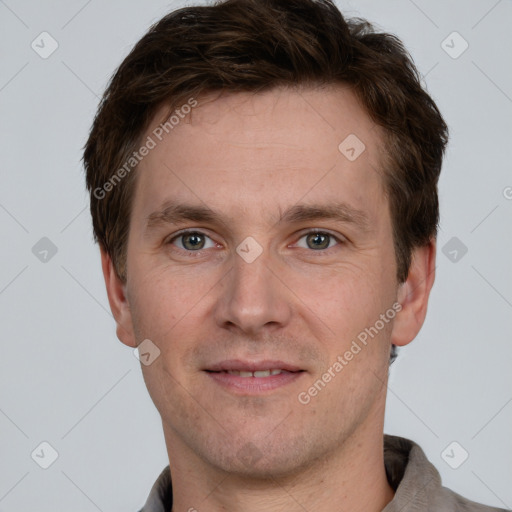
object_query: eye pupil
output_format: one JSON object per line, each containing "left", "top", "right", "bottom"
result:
{"left": 307, "top": 232, "right": 330, "bottom": 250}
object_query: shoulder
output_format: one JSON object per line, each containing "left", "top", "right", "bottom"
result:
{"left": 431, "top": 485, "right": 509, "bottom": 512}
{"left": 383, "top": 434, "right": 509, "bottom": 512}
{"left": 137, "top": 465, "right": 172, "bottom": 512}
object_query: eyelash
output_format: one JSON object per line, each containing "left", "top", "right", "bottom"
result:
{"left": 166, "top": 229, "right": 345, "bottom": 257}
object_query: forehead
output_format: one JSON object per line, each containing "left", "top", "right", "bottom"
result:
{"left": 131, "top": 84, "right": 388, "bottom": 230}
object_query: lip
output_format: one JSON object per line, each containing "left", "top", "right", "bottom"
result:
{"left": 205, "top": 370, "right": 304, "bottom": 394}
{"left": 204, "top": 359, "right": 305, "bottom": 394}
{"left": 205, "top": 359, "right": 302, "bottom": 372}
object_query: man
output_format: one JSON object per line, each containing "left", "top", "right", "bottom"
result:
{"left": 83, "top": 0, "right": 508, "bottom": 510}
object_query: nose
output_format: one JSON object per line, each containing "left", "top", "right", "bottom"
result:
{"left": 213, "top": 246, "right": 293, "bottom": 335}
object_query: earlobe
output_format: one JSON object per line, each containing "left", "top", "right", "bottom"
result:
{"left": 391, "top": 240, "right": 436, "bottom": 347}
{"left": 100, "top": 248, "right": 138, "bottom": 348}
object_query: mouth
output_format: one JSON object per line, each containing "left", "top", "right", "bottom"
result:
{"left": 216, "top": 368, "right": 290, "bottom": 378}
{"left": 204, "top": 360, "right": 305, "bottom": 393}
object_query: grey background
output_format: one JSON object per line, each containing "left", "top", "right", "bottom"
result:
{"left": 0, "top": 0, "right": 511, "bottom": 510}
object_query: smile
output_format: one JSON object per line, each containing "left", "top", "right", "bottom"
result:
{"left": 224, "top": 369, "right": 285, "bottom": 377}
{"left": 206, "top": 371, "right": 304, "bottom": 393}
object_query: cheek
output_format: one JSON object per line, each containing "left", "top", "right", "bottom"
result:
{"left": 127, "top": 263, "right": 212, "bottom": 340}
{"left": 293, "top": 262, "right": 389, "bottom": 337}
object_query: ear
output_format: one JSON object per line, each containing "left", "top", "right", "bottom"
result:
{"left": 100, "top": 247, "right": 137, "bottom": 348}
{"left": 391, "top": 239, "right": 436, "bottom": 347}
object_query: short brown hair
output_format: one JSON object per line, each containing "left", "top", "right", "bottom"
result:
{"left": 83, "top": 0, "right": 448, "bottom": 285}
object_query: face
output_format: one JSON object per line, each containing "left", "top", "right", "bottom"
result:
{"left": 104, "top": 84, "right": 431, "bottom": 478}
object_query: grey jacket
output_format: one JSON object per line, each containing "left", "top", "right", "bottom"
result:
{"left": 138, "top": 434, "right": 509, "bottom": 512}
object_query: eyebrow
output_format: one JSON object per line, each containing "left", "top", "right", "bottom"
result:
{"left": 144, "top": 200, "right": 370, "bottom": 235}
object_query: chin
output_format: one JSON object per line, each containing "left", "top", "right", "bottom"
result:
{"left": 205, "top": 432, "right": 316, "bottom": 480}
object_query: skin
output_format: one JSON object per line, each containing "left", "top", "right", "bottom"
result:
{"left": 101, "top": 84, "right": 436, "bottom": 512}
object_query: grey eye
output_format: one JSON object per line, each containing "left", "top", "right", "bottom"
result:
{"left": 171, "top": 231, "right": 216, "bottom": 251}
{"left": 305, "top": 232, "right": 331, "bottom": 250}
{"left": 181, "top": 232, "right": 205, "bottom": 250}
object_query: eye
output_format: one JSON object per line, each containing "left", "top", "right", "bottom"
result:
{"left": 167, "top": 230, "right": 217, "bottom": 252}
{"left": 166, "top": 229, "right": 344, "bottom": 255}
{"left": 294, "top": 230, "right": 344, "bottom": 251}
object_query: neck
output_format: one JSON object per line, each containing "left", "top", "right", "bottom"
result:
{"left": 165, "top": 397, "right": 395, "bottom": 512}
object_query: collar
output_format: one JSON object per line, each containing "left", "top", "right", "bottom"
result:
{"left": 139, "top": 434, "right": 503, "bottom": 512}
